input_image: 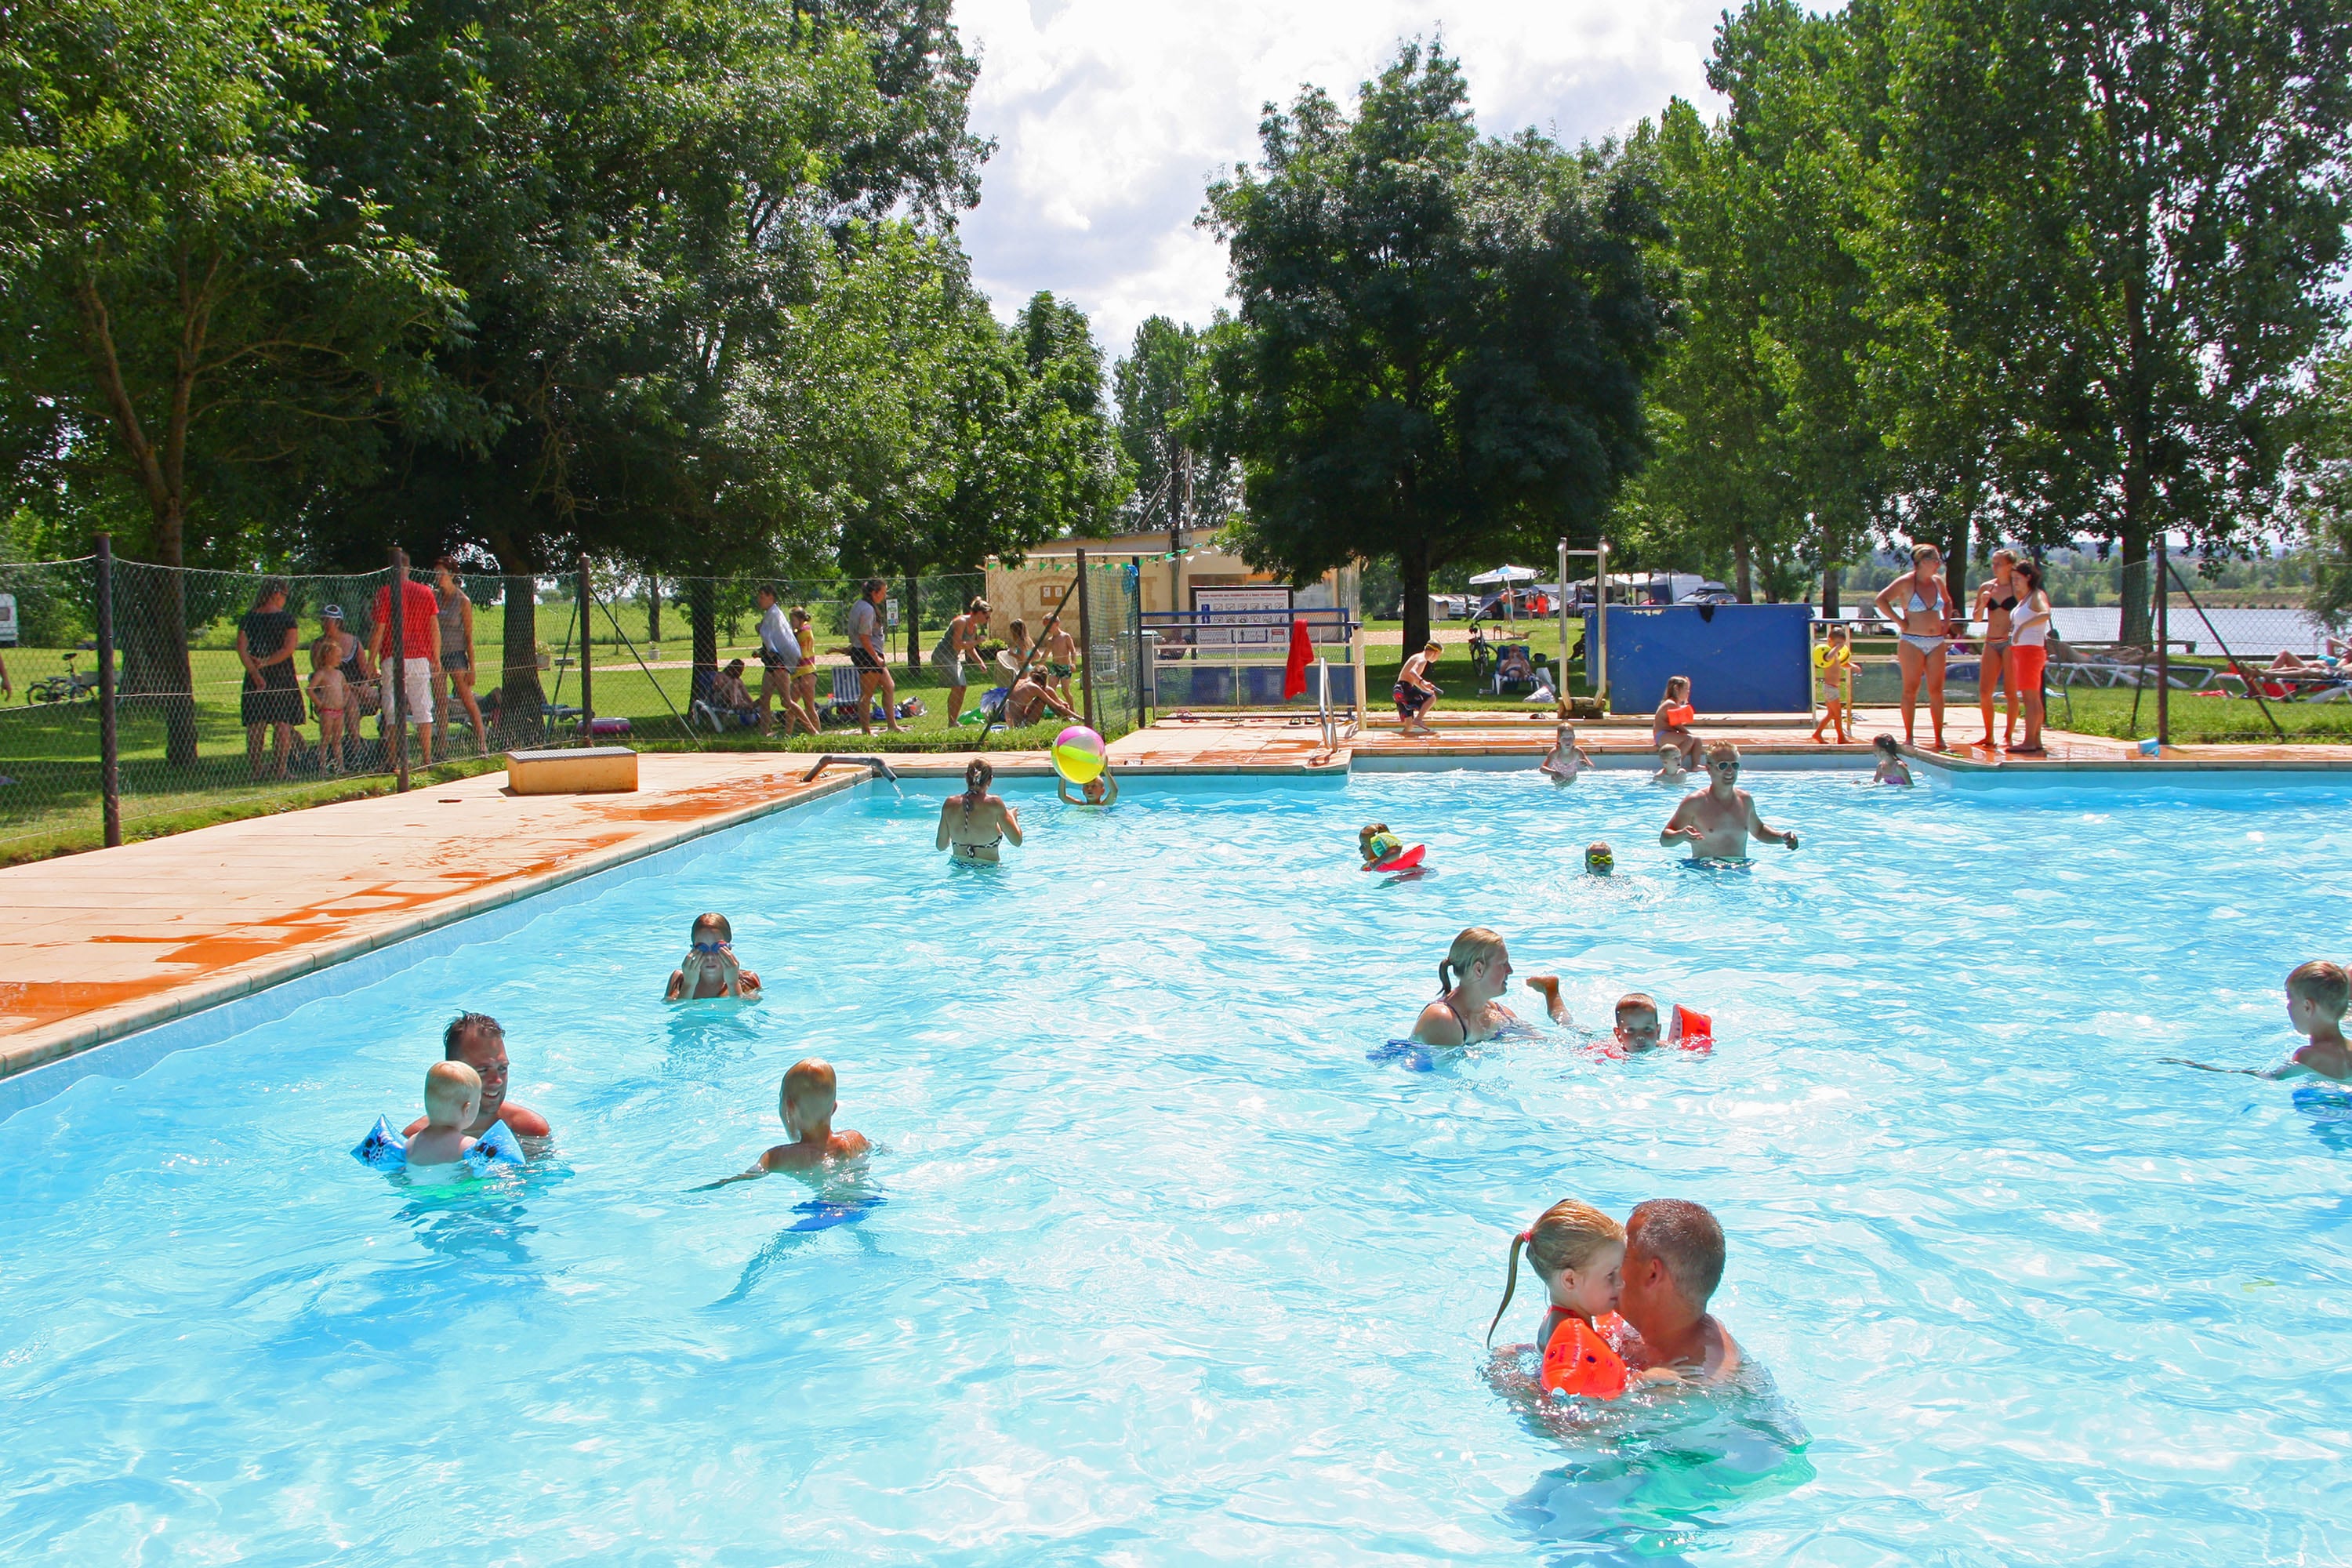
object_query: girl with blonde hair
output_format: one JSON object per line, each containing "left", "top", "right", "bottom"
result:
{"left": 1487, "top": 1200, "right": 1681, "bottom": 1399}
{"left": 1410, "top": 927, "right": 1569, "bottom": 1047}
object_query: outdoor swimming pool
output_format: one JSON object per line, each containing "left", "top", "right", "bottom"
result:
{"left": 5, "top": 768, "right": 2350, "bottom": 1563}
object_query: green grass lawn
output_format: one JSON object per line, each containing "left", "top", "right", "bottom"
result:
{"left": 0, "top": 635, "right": 1123, "bottom": 865}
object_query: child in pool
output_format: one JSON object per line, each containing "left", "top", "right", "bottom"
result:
{"left": 2167, "top": 960, "right": 2351, "bottom": 1081}
{"left": 1485, "top": 1198, "right": 1682, "bottom": 1399}
{"left": 666, "top": 912, "right": 761, "bottom": 1000}
{"left": 1871, "top": 735, "right": 1915, "bottom": 786}
{"left": 706, "top": 1059, "right": 872, "bottom": 1187}
{"left": 1650, "top": 745, "right": 1687, "bottom": 786}
{"left": 1540, "top": 724, "right": 1593, "bottom": 784}
{"left": 1584, "top": 841, "right": 1614, "bottom": 876}
{"left": 1359, "top": 822, "right": 1409, "bottom": 868}
{"left": 1057, "top": 768, "right": 1119, "bottom": 807}
{"left": 405, "top": 1062, "right": 485, "bottom": 1170}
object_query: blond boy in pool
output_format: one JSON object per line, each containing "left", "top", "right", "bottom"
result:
{"left": 405, "top": 1062, "right": 485, "bottom": 1169}
{"left": 703, "top": 1059, "right": 871, "bottom": 1188}
{"left": 2166, "top": 960, "right": 2350, "bottom": 1081}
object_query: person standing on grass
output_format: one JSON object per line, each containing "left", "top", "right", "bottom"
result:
{"left": 1874, "top": 543, "right": 1959, "bottom": 752}
{"left": 372, "top": 564, "right": 442, "bottom": 766}
{"left": 2005, "top": 560, "right": 2053, "bottom": 756}
{"left": 1970, "top": 549, "right": 2024, "bottom": 750}
{"left": 848, "top": 578, "right": 902, "bottom": 735}
{"left": 433, "top": 560, "right": 489, "bottom": 755}
{"left": 754, "top": 585, "right": 815, "bottom": 737}
{"left": 236, "top": 579, "right": 303, "bottom": 780}
{"left": 788, "top": 606, "right": 819, "bottom": 727}
{"left": 946, "top": 597, "right": 990, "bottom": 723}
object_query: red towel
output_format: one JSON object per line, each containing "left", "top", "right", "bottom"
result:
{"left": 1283, "top": 618, "right": 1313, "bottom": 699}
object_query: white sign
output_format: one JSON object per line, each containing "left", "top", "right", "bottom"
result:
{"left": 1192, "top": 585, "right": 1293, "bottom": 647}
{"left": 0, "top": 592, "right": 16, "bottom": 646}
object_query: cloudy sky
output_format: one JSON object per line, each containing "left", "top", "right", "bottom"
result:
{"left": 951, "top": 0, "right": 1730, "bottom": 365}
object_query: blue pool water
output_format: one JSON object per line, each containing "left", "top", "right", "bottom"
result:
{"left": 5, "top": 770, "right": 2352, "bottom": 1563}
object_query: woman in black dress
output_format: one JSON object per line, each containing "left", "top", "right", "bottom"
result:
{"left": 237, "top": 579, "right": 303, "bottom": 779}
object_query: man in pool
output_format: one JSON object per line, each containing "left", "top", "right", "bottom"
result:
{"left": 1613, "top": 1198, "right": 1740, "bottom": 1381}
{"left": 403, "top": 1012, "right": 551, "bottom": 1139}
{"left": 1658, "top": 742, "right": 1799, "bottom": 861}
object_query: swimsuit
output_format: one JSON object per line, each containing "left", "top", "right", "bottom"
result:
{"left": 1393, "top": 678, "right": 1433, "bottom": 715}
{"left": 1898, "top": 579, "right": 1948, "bottom": 653}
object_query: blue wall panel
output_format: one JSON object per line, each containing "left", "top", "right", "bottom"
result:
{"left": 1603, "top": 604, "right": 1813, "bottom": 714}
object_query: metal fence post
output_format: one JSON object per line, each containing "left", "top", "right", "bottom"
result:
{"left": 389, "top": 546, "right": 410, "bottom": 791}
{"left": 1075, "top": 547, "right": 1097, "bottom": 731}
{"left": 94, "top": 535, "right": 122, "bottom": 847}
{"left": 577, "top": 554, "right": 595, "bottom": 742}
{"left": 2154, "top": 538, "right": 2169, "bottom": 749}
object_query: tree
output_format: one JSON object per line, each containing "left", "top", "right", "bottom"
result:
{"left": 1877, "top": 0, "right": 2352, "bottom": 644}
{"left": 1114, "top": 315, "right": 1239, "bottom": 536}
{"left": 1203, "top": 43, "right": 1672, "bottom": 654}
{"left": 0, "top": 0, "right": 468, "bottom": 758}
{"left": 2288, "top": 343, "right": 2352, "bottom": 627}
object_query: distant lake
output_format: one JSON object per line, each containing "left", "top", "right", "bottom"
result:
{"left": 2047, "top": 605, "right": 2332, "bottom": 655}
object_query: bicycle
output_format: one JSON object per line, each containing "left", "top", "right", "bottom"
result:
{"left": 27, "top": 651, "right": 98, "bottom": 705}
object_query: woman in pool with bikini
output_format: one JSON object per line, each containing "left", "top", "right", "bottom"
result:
{"left": 936, "top": 758, "right": 1022, "bottom": 863}
{"left": 1409, "top": 927, "right": 1570, "bottom": 1047}
{"left": 1874, "top": 543, "right": 1960, "bottom": 752}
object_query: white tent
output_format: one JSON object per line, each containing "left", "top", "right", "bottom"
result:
{"left": 1467, "top": 564, "right": 1539, "bottom": 586}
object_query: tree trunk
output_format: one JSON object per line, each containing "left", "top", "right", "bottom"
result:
{"left": 646, "top": 577, "right": 661, "bottom": 647}
{"left": 499, "top": 572, "right": 546, "bottom": 745}
{"left": 1821, "top": 564, "right": 1842, "bottom": 618}
{"left": 689, "top": 576, "right": 718, "bottom": 706}
{"left": 2118, "top": 257, "right": 2154, "bottom": 650}
{"left": 1399, "top": 542, "right": 1432, "bottom": 662}
{"left": 1944, "top": 517, "right": 1970, "bottom": 622}
{"left": 1732, "top": 535, "right": 1755, "bottom": 604}
{"left": 905, "top": 574, "right": 920, "bottom": 671}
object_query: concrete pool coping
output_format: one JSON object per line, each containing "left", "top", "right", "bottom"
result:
{"left": 2, "top": 714, "right": 2346, "bottom": 1095}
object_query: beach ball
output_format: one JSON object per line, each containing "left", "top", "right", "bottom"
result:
{"left": 1051, "top": 724, "right": 1108, "bottom": 784}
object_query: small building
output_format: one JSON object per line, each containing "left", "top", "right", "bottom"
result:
{"left": 982, "top": 530, "right": 1342, "bottom": 641}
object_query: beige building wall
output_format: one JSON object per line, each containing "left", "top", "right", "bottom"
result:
{"left": 983, "top": 532, "right": 1340, "bottom": 639}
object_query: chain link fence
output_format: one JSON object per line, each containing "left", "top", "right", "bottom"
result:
{"left": 2, "top": 553, "right": 1149, "bottom": 860}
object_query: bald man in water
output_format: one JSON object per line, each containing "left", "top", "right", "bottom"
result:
{"left": 1613, "top": 1198, "right": 1741, "bottom": 1382}
{"left": 402, "top": 1011, "right": 550, "bottom": 1139}
{"left": 1658, "top": 742, "right": 1800, "bottom": 861}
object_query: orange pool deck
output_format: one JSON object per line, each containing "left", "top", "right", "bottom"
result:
{"left": 3, "top": 714, "right": 2346, "bottom": 1083}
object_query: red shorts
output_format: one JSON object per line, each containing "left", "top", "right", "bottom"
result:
{"left": 2008, "top": 644, "right": 2048, "bottom": 689}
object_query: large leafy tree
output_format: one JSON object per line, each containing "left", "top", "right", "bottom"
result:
{"left": 1203, "top": 43, "right": 1671, "bottom": 653}
{"left": 1877, "top": 0, "right": 2352, "bottom": 643}
{"left": 0, "top": 0, "right": 469, "bottom": 758}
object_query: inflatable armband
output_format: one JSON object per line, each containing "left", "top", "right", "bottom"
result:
{"left": 350, "top": 1116, "right": 525, "bottom": 1174}
{"left": 352, "top": 1115, "right": 408, "bottom": 1171}
{"left": 788, "top": 1196, "right": 887, "bottom": 1232}
{"left": 2292, "top": 1083, "right": 2352, "bottom": 1123}
{"left": 1540, "top": 1315, "right": 1628, "bottom": 1399}
{"left": 1366, "top": 843, "right": 1427, "bottom": 873}
{"left": 464, "top": 1119, "right": 526, "bottom": 1174}
{"left": 1671, "top": 1005, "right": 1714, "bottom": 1048}
{"left": 1366, "top": 1039, "right": 1437, "bottom": 1073}
{"left": 1663, "top": 703, "right": 1696, "bottom": 727}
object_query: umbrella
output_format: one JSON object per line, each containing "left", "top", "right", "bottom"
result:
{"left": 1467, "top": 564, "right": 1539, "bottom": 586}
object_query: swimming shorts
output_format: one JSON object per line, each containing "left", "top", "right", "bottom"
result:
{"left": 849, "top": 644, "right": 885, "bottom": 672}
{"left": 2008, "top": 644, "right": 2047, "bottom": 688}
{"left": 1393, "top": 682, "right": 1432, "bottom": 715}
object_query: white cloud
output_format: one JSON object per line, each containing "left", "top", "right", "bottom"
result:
{"left": 952, "top": 0, "right": 1726, "bottom": 365}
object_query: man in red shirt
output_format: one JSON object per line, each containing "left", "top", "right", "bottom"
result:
{"left": 372, "top": 570, "right": 443, "bottom": 764}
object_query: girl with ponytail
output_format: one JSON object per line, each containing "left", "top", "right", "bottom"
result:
{"left": 935, "top": 758, "right": 1022, "bottom": 863}
{"left": 1410, "top": 927, "right": 1570, "bottom": 1047}
{"left": 1486, "top": 1199, "right": 1686, "bottom": 1399}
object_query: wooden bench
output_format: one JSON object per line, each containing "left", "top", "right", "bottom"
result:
{"left": 504, "top": 745, "right": 639, "bottom": 795}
